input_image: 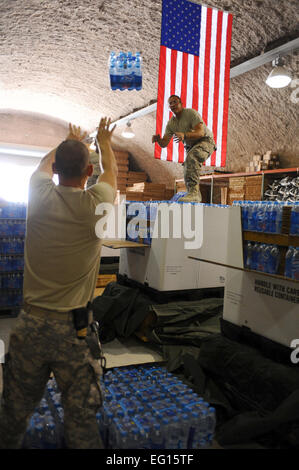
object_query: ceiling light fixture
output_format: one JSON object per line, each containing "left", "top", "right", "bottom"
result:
{"left": 266, "top": 56, "right": 292, "bottom": 89}
{"left": 121, "top": 121, "right": 135, "bottom": 139}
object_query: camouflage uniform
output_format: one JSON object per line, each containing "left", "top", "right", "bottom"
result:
{"left": 0, "top": 308, "right": 103, "bottom": 449}
{"left": 184, "top": 140, "right": 216, "bottom": 195}
{"left": 164, "top": 108, "right": 216, "bottom": 202}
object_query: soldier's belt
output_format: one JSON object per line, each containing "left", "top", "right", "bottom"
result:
{"left": 24, "top": 302, "right": 72, "bottom": 321}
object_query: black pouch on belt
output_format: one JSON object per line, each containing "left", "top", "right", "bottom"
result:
{"left": 72, "top": 304, "right": 90, "bottom": 339}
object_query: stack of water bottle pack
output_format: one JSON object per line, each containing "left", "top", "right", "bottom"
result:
{"left": 233, "top": 200, "right": 299, "bottom": 235}
{"left": 109, "top": 52, "right": 142, "bottom": 91}
{"left": 233, "top": 200, "right": 299, "bottom": 279}
{"left": 97, "top": 365, "right": 216, "bottom": 449}
{"left": 0, "top": 202, "right": 27, "bottom": 309}
{"left": 23, "top": 366, "right": 216, "bottom": 449}
{"left": 125, "top": 200, "right": 229, "bottom": 246}
{"left": 23, "top": 378, "right": 65, "bottom": 449}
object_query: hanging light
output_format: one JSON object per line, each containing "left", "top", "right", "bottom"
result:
{"left": 266, "top": 57, "right": 292, "bottom": 89}
{"left": 121, "top": 121, "right": 135, "bottom": 139}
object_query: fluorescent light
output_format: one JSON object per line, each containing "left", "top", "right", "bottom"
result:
{"left": 0, "top": 146, "right": 47, "bottom": 158}
{"left": 121, "top": 121, "right": 135, "bottom": 139}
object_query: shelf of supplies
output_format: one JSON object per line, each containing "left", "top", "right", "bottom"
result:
{"left": 243, "top": 231, "right": 299, "bottom": 247}
{"left": 188, "top": 256, "right": 299, "bottom": 283}
{"left": 176, "top": 168, "right": 299, "bottom": 184}
{"left": 102, "top": 239, "right": 150, "bottom": 249}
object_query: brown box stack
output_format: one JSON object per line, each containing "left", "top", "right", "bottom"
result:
{"left": 228, "top": 177, "right": 245, "bottom": 205}
{"left": 127, "top": 171, "right": 147, "bottom": 187}
{"left": 126, "top": 183, "right": 166, "bottom": 200}
{"left": 125, "top": 191, "right": 146, "bottom": 201}
{"left": 245, "top": 175, "right": 263, "bottom": 201}
{"left": 126, "top": 183, "right": 167, "bottom": 201}
{"left": 114, "top": 150, "right": 129, "bottom": 194}
{"left": 245, "top": 151, "right": 280, "bottom": 172}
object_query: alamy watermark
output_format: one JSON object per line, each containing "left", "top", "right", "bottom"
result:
{"left": 94, "top": 202, "right": 204, "bottom": 250}
{"left": 0, "top": 339, "right": 5, "bottom": 364}
{"left": 290, "top": 339, "right": 299, "bottom": 364}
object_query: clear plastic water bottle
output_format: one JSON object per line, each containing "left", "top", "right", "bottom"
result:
{"left": 285, "top": 246, "right": 294, "bottom": 278}
{"left": 148, "top": 421, "right": 164, "bottom": 449}
{"left": 290, "top": 203, "right": 299, "bottom": 236}
{"left": 291, "top": 247, "right": 299, "bottom": 280}
{"left": 126, "top": 51, "right": 135, "bottom": 90}
{"left": 31, "top": 418, "right": 44, "bottom": 449}
{"left": 114, "top": 52, "right": 125, "bottom": 90}
{"left": 109, "top": 52, "right": 118, "bottom": 90}
{"left": 269, "top": 245, "right": 280, "bottom": 274}
{"left": 206, "top": 407, "right": 216, "bottom": 443}
{"left": 257, "top": 243, "right": 266, "bottom": 272}
{"left": 248, "top": 201, "right": 257, "bottom": 231}
{"left": 251, "top": 243, "right": 260, "bottom": 270}
{"left": 44, "top": 416, "right": 57, "bottom": 449}
{"left": 241, "top": 201, "right": 249, "bottom": 230}
{"left": 275, "top": 202, "right": 283, "bottom": 234}
{"left": 262, "top": 244, "right": 272, "bottom": 273}
{"left": 134, "top": 52, "right": 142, "bottom": 90}
{"left": 256, "top": 201, "right": 266, "bottom": 232}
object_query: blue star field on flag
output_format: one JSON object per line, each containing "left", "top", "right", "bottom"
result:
{"left": 161, "top": 0, "right": 202, "bottom": 56}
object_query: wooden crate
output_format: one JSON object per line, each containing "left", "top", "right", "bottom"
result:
{"left": 96, "top": 274, "right": 117, "bottom": 287}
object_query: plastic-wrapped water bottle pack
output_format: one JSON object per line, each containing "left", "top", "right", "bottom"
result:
{"left": 97, "top": 365, "right": 216, "bottom": 449}
{"left": 23, "top": 366, "right": 216, "bottom": 449}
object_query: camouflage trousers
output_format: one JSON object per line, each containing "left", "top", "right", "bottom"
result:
{"left": 184, "top": 142, "right": 215, "bottom": 189}
{"left": 0, "top": 307, "right": 104, "bottom": 449}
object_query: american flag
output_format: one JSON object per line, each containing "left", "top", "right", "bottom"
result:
{"left": 155, "top": 0, "right": 233, "bottom": 167}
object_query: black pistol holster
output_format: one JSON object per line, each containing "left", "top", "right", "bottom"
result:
{"left": 72, "top": 302, "right": 106, "bottom": 374}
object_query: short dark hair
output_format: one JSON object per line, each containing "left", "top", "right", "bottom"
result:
{"left": 168, "top": 95, "right": 182, "bottom": 102}
{"left": 55, "top": 140, "right": 89, "bottom": 179}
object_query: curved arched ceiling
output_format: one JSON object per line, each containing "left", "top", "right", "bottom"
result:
{"left": 0, "top": 0, "right": 298, "bottom": 186}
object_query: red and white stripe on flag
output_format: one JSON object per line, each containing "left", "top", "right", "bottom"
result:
{"left": 155, "top": 5, "right": 233, "bottom": 167}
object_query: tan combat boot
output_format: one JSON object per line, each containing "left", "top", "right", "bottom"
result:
{"left": 178, "top": 183, "right": 202, "bottom": 203}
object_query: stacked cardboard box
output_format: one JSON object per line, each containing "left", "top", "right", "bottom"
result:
{"left": 246, "top": 151, "right": 280, "bottom": 173}
{"left": 245, "top": 175, "right": 263, "bottom": 201}
{"left": 228, "top": 177, "right": 245, "bottom": 205}
{"left": 127, "top": 171, "right": 147, "bottom": 187}
{"left": 125, "top": 191, "right": 145, "bottom": 201}
{"left": 114, "top": 150, "right": 129, "bottom": 194}
{"left": 126, "top": 182, "right": 166, "bottom": 201}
